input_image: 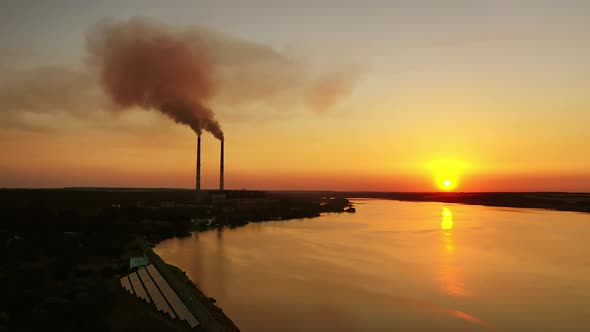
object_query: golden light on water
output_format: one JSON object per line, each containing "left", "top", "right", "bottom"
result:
{"left": 441, "top": 207, "right": 455, "bottom": 254}
{"left": 438, "top": 206, "right": 468, "bottom": 298}
{"left": 441, "top": 207, "right": 454, "bottom": 230}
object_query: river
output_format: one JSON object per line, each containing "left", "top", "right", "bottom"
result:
{"left": 155, "top": 199, "right": 590, "bottom": 331}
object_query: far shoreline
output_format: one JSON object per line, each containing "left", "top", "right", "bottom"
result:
{"left": 297, "top": 191, "right": 590, "bottom": 214}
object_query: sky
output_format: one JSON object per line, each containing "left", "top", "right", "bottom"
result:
{"left": 1, "top": 0, "right": 589, "bottom": 192}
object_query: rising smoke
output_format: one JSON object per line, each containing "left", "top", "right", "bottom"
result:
{"left": 0, "top": 17, "right": 361, "bottom": 135}
{"left": 87, "top": 18, "right": 224, "bottom": 140}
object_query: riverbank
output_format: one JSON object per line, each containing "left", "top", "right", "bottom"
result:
{"left": 0, "top": 188, "right": 353, "bottom": 331}
{"left": 145, "top": 246, "right": 239, "bottom": 331}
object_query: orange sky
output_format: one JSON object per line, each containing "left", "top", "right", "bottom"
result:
{"left": 1, "top": 1, "right": 589, "bottom": 192}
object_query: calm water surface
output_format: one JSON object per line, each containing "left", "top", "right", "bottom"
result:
{"left": 155, "top": 200, "right": 590, "bottom": 331}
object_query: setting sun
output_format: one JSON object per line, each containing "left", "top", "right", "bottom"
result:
{"left": 438, "top": 178, "right": 456, "bottom": 191}
{"left": 428, "top": 160, "right": 465, "bottom": 191}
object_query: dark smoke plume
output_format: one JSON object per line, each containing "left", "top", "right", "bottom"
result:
{"left": 1, "top": 18, "right": 361, "bottom": 134}
{"left": 87, "top": 18, "right": 224, "bottom": 140}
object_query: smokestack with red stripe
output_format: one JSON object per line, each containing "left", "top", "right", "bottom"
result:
{"left": 196, "top": 135, "right": 201, "bottom": 191}
{"left": 220, "top": 140, "right": 224, "bottom": 191}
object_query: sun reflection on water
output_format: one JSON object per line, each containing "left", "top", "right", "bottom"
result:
{"left": 438, "top": 206, "right": 468, "bottom": 297}
{"left": 441, "top": 207, "right": 454, "bottom": 253}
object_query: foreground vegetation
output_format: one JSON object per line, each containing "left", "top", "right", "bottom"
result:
{"left": 0, "top": 189, "right": 352, "bottom": 331}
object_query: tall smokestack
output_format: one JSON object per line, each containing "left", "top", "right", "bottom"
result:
{"left": 220, "top": 140, "right": 224, "bottom": 191}
{"left": 196, "top": 135, "right": 201, "bottom": 191}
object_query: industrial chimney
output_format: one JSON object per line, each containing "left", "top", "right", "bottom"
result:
{"left": 196, "top": 135, "right": 201, "bottom": 191}
{"left": 220, "top": 140, "right": 224, "bottom": 191}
